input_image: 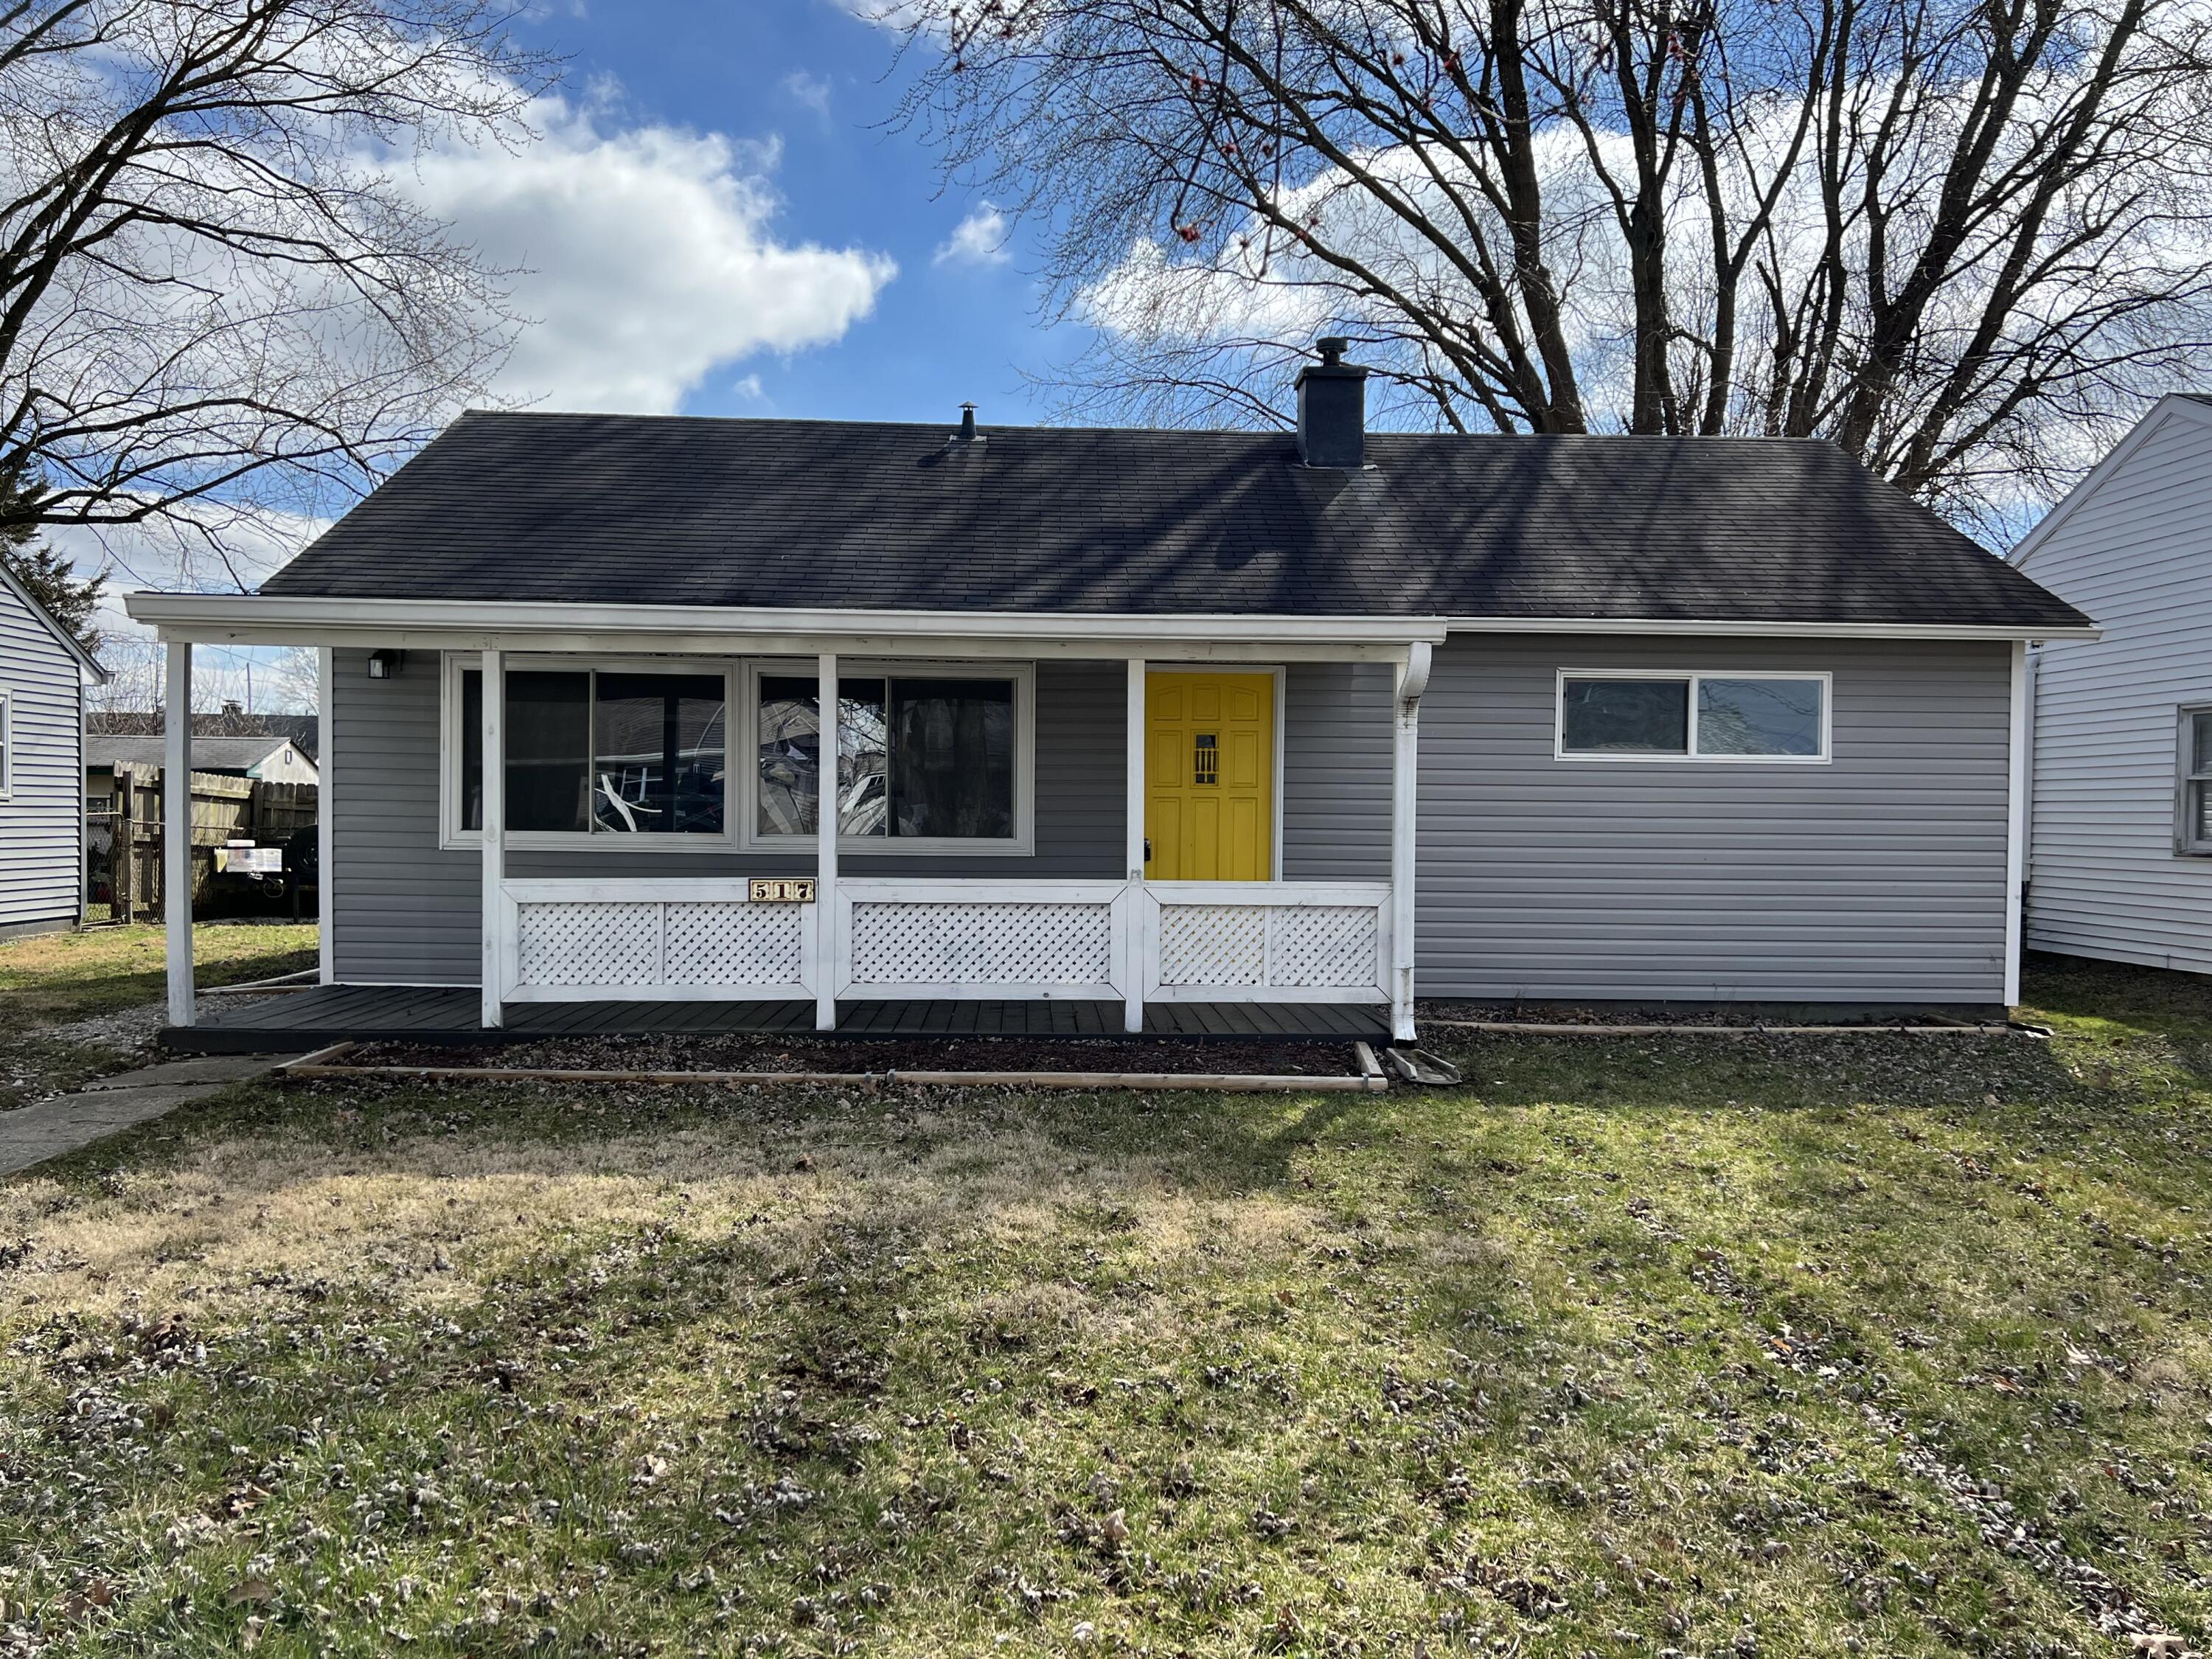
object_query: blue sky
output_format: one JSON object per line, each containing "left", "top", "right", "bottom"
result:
{"left": 514, "top": 0, "right": 1077, "bottom": 428}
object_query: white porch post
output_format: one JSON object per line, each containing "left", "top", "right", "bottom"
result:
{"left": 164, "top": 641, "right": 193, "bottom": 1026}
{"left": 1389, "top": 642, "right": 1432, "bottom": 1043}
{"left": 815, "top": 652, "right": 839, "bottom": 1032}
{"left": 317, "top": 646, "right": 334, "bottom": 985}
{"left": 1124, "top": 657, "right": 1147, "bottom": 1033}
{"left": 479, "top": 647, "right": 504, "bottom": 1029}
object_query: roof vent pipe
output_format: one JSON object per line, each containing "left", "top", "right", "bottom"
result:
{"left": 1294, "top": 336, "right": 1369, "bottom": 469}
{"left": 951, "top": 401, "right": 984, "bottom": 448}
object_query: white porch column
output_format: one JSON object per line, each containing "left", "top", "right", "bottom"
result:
{"left": 1124, "top": 657, "right": 1147, "bottom": 1033}
{"left": 1389, "top": 642, "right": 1432, "bottom": 1043}
{"left": 479, "top": 647, "right": 504, "bottom": 1030}
{"left": 317, "top": 647, "right": 334, "bottom": 986}
{"left": 815, "top": 652, "right": 839, "bottom": 1032}
{"left": 164, "top": 641, "right": 193, "bottom": 1026}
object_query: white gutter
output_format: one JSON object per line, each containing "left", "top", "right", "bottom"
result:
{"left": 122, "top": 591, "right": 2096, "bottom": 646}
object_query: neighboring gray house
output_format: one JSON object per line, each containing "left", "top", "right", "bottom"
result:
{"left": 2017, "top": 394, "right": 2212, "bottom": 973}
{"left": 126, "top": 342, "right": 2095, "bottom": 1045}
{"left": 0, "top": 563, "right": 106, "bottom": 940}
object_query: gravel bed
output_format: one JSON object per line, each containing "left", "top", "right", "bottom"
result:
{"left": 1416, "top": 999, "right": 2003, "bottom": 1029}
{"left": 341, "top": 1032, "right": 1366, "bottom": 1077}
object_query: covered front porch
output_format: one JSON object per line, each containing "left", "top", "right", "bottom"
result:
{"left": 132, "top": 598, "right": 1442, "bottom": 1046}
{"left": 164, "top": 983, "right": 1391, "bottom": 1053}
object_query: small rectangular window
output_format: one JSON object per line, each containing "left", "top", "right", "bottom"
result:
{"left": 2178, "top": 706, "right": 2212, "bottom": 855}
{"left": 1558, "top": 672, "right": 1829, "bottom": 762}
{"left": 1562, "top": 678, "right": 1690, "bottom": 754}
{"left": 1697, "top": 678, "right": 1824, "bottom": 757}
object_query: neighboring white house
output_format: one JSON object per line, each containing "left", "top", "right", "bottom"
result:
{"left": 2017, "top": 393, "right": 2212, "bottom": 973}
{"left": 86, "top": 732, "right": 320, "bottom": 795}
{"left": 0, "top": 563, "right": 107, "bottom": 940}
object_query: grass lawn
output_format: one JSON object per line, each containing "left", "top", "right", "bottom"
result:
{"left": 1, "top": 953, "right": 2210, "bottom": 1655}
{"left": 0, "top": 923, "right": 319, "bottom": 1110}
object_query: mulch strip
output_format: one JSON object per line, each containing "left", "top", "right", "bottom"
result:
{"left": 340, "top": 1032, "right": 1363, "bottom": 1077}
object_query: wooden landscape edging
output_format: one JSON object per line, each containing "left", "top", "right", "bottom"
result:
{"left": 274, "top": 1043, "right": 1388, "bottom": 1093}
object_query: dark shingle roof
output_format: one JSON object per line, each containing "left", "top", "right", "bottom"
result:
{"left": 258, "top": 411, "right": 2090, "bottom": 630}
{"left": 87, "top": 735, "right": 305, "bottom": 773}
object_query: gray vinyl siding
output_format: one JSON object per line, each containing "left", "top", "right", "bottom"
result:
{"left": 330, "top": 654, "right": 1399, "bottom": 984}
{"left": 1281, "top": 661, "right": 1393, "bottom": 881}
{"left": 1413, "top": 634, "right": 2012, "bottom": 1004}
{"left": 2018, "top": 405, "right": 2212, "bottom": 971}
{"left": 0, "top": 581, "right": 83, "bottom": 933}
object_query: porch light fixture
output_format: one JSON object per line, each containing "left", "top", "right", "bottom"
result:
{"left": 366, "top": 649, "right": 406, "bottom": 680}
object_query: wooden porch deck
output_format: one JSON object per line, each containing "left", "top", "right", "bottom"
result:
{"left": 165, "top": 984, "right": 1390, "bottom": 1053}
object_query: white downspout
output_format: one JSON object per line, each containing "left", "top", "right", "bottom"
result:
{"left": 1389, "top": 641, "right": 1431, "bottom": 1043}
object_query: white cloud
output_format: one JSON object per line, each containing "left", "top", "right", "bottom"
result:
{"left": 406, "top": 100, "right": 897, "bottom": 413}
{"left": 782, "top": 70, "right": 834, "bottom": 123}
{"left": 935, "top": 204, "right": 1012, "bottom": 267}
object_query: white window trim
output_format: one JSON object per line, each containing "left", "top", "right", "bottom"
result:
{"left": 2176, "top": 703, "right": 2212, "bottom": 858}
{"left": 1554, "top": 668, "right": 1833, "bottom": 764}
{"left": 439, "top": 652, "right": 742, "bottom": 851}
{"left": 739, "top": 658, "right": 1037, "bottom": 858}
{"left": 0, "top": 689, "right": 11, "bottom": 799}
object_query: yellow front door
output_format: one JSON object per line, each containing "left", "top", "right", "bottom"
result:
{"left": 1145, "top": 672, "right": 1274, "bottom": 880}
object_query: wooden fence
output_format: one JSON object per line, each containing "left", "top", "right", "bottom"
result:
{"left": 86, "top": 767, "right": 318, "bottom": 921}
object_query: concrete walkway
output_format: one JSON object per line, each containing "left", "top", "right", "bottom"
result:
{"left": 0, "top": 1054, "right": 301, "bottom": 1176}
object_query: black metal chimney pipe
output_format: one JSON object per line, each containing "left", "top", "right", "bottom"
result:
{"left": 1293, "top": 337, "right": 1368, "bottom": 468}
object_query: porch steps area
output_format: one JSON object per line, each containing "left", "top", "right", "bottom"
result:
{"left": 165, "top": 984, "right": 1389, "bottom": 1054}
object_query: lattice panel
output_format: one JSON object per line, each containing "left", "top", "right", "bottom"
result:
{"left": 1157, "top": 905, "right": 1266, "bottom": 987}
{"left": 849, "top": 902, "right": 1113, "bottom": 986}
{"left": 664, "top": 902, "right": 805, "bottom": 986}
{"left": 517, "top": 902, "right": 661, "bottom": 987}
{"left": 1267, "top": 905, "right": 1380, "bottom": 988}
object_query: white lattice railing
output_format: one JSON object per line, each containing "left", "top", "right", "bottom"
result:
{"left": 498, "top": 881, "right": 816, "bottom": 1003}
{"left": 493, "top": 877, "right": 1391, "bottom": 1009}
{"left": 836, "top": 880, "right": 1130, "bottom": 1001}
{"left": 1144, "top": 882, "right": 1391, "bottom": 1005}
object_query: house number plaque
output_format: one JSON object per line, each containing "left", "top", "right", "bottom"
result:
{"left": 747, "top": 878, "right": 816, "bottom": 903}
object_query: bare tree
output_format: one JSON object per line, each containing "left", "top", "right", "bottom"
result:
{"left": 0, "top": 0, "right": 552, "bottom": 588}
{"left": 891, "top": 0, "right": 2212, "bottom": 529}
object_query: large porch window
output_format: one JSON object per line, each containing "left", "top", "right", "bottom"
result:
{"left": 446, "top": 656, "right": 733, "bottom": 844}
{"left": 744, "top": 661, "right": 1034, "bottom": 855}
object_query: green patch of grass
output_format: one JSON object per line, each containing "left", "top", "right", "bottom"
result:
{"left": 0, "top": 924, "right": 317, "bottom": 1108}
{"left": 0, "top": 923, "right": 318, "bottom": 1034}
{"left": 4, "top": 956, "right": 2212, "bottom": 1654}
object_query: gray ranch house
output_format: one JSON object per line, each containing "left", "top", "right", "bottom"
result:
{"left": 0, "top": 561, "right": 105, "bottom": 941}
{"left": 129, "top": 345, "right": 2092, "bottom": 1048}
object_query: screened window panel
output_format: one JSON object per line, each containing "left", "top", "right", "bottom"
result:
{"left": 1561, "top": 678, "right": 1689, "bottom": 754}
{"left": 591, "top": 672, "right": 726, "bottom": 835}
{"left": 2194, "top": 711, "right": 2212, "bottom": 778}
{"left": 755, "top": 675, "right": 821, "bottom": 837}
{"left": 889, "top": 677, "right": 1015, "bottom": 838}
{"left": 754, "top": 672, "right": 1016, "bottom": 841}
{"left": 1697, "top": 678, "right": 1823, "bottom": 757}
{"left": 505, "top": 671, "right": 591, "bottom": 832}
{"left": 461, "top": 669, "right": 484, "bottom": 830}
